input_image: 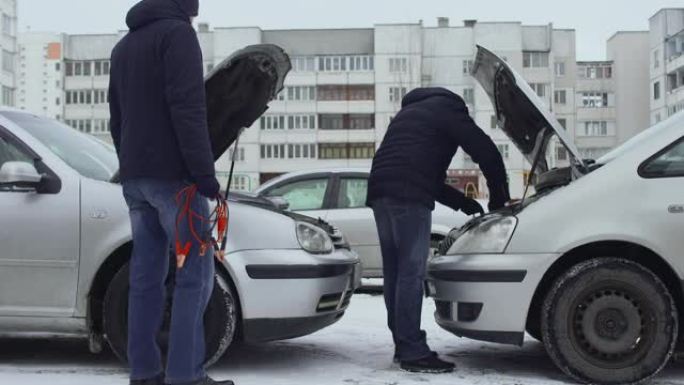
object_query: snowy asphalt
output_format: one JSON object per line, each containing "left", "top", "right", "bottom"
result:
{"left": 2, "top": 293, "right": 684, "bottom": 385}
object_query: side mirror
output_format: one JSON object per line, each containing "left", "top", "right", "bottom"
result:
{"left": 0, "top": 161, "right": 43, "bottom": 189}
{"left": 265, "top": 196, "right": 290, "bottom": 211}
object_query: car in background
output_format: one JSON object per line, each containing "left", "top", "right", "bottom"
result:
{"left": 427, "top": 46, "right": 684, "bottom": 384}
{"left": 0, "top": 45, "right": 360, "bottom": 368}
{"left": 255, "top": 169, "right": 480, "bottom": 278}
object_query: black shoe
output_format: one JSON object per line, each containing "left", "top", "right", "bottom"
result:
{"left": 400, "top": 354, "right": 455, "bottom": 374}
{"left": 131, "top": 374, "right": 164, "bottom": 385}
{"left": 187, "top": 377, "right": 235, "bottom": 385}
{"left": 394, "top": 350, "right": 436, "bottom": 364}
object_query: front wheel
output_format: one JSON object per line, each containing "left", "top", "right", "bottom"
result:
{"left": 103, "top": 262, "right": 238, "bottom": 367}
{"left": 541, "top": 258, "right": 678, "bottom": 384}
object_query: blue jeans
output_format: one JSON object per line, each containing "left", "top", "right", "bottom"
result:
{"left": 372, "top": 197, "right": 433, "bottom": 361}
{"left": 123, "top": 179, "right": 215, "bottom": 384}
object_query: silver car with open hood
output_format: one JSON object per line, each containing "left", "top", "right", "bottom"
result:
{"left": 427, "top": 46, "right": 684, "bottom": 384}
{"left": 0, "top": 44, "right": 361, "bottom": 367}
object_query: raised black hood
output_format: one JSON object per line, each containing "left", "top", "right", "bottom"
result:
{"left": 472, "top": 46, "right": 585, "bottom": 176}
{"left": 206, "top": 44, "right": 291, "bottom": 160}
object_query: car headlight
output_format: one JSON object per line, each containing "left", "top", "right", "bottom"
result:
{"left": 447, "top": 216, "right": 517, "bottom": 255}
{"left": 296, "top": 222, "right": 333, "bottom": 254}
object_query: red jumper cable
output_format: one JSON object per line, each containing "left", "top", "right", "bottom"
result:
{"left": 174, "top": 134, "right": 240, "bottom": 269}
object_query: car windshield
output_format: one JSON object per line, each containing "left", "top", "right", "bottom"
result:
{"left": 3, "top": 112, "right": 119, "bottom": 182}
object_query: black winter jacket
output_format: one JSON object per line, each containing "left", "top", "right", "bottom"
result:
{"left": 367, "top": 88, "right": 510, "bottom": 211}
{"left": 109, "top": 0, "right": 215, "bottom": 183}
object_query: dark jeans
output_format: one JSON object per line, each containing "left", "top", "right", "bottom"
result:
{"left": 123, "top": 179, "right": 215, "bottom": 384}
{"left": 372, "top": 196, "right": 433, "bottom": 361}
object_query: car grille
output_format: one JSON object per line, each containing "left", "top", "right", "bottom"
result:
{"left": 435, "top": 300, "right": 453, "bottom": 320}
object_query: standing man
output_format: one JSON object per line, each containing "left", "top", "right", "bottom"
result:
{"left": 109, "top": 1, "right": 233, "bottom": 384}
{"left": 366, "top": 88, "right": 510, "bottom": 374}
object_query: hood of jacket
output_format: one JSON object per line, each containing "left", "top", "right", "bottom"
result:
{"left": 126, "top": 0, "right": 199, "bottom": 31}
{"left": 401, "top": 87, "right": 464, "bottom": 108}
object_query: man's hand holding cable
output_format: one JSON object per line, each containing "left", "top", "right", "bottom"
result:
{"left": 195, "top": 175, "right": 220, "bottom": 199}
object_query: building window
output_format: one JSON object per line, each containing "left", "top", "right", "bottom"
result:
{"left": 319, "top": 114, "right": 374, "bottom": 130}
{"left": 490, "top": 115, "right": 498, "bottom": 129}
{"left": 55, "top": 62, "right": 61, "bottom": 72}
{"left": 496, "top": 144, "right": 510, "bottom": 159}
{"left": 318, "top": 56, "right": 348, "bottom": 72}
{"left": 2, "top": 14, "right": 12, "bottom": 36}
{"left": 389, "top": 87, "right": 407, "bottom": 102}
{"left": 462, "top": 88, "right": 474, "bottom": 104}
{"left": 554, "top": 62, "right": 566, "bottom": 77}
{"left": 292, "top": 56, "right": 316, "bottom": 72}
{"left": 654, "top": 82, "right": 661, "bottom": 100}
{"left": 227, "top": 146, "right": 245, "bottom": 162}
{"left": 654, "top": 50, "right": 660, "bottom": 69}
{"left": 285, "top": 86, "right": 316, "bottom": 101}
{"left": 554, "top": 90, "right": 567, "bottom": 105}
{"left": 349, "top": 55, "right": 374, "bottom": 72}
{"left": 348, "top": 85, "right": 375, "bottom": 100}
{"left": 389, "top": 57, "right": 408, "bottom": 73}
{"left": 83, "top": 61, "right": 91, "bottom": 76}
{"left": 529, "top": 83, "right": 547, "bottom": 98}
{"left": 580, "top": 121, "right": 609, "bottom": 137}
{"left": 578, "top": 63, "right": 613, "bottom": 79}
{"left": 262, "top": 114, "right": 317, "bottom": 130}
{"left": 1, "top": 86, "right": 14, "bottom": 106}
{"left": 93, "top": 60, "right": 109, "bottom": 76}
{"left": 581, "top": 92, "right": 610, "bottom": 108}
{"left": 2, "top": 50, "right": 14, "bottom": 73}
{"left": 523, "top": 51, "right": 549, "bottom": 68}
{"left": 319, "top": 143, "right": 375, "bottom": 159}
{"left": 66, "top": 62, "right": 73, "bottom": 76}
{"left": 463, "top": 60, "right": 474, "bottom": 75}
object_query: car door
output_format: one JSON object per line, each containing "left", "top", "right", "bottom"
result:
{"left": 638, "top": 137, "right": 684, "bottom": 271}
{"left": 325, "top": 173, "right": 383, "bottom": 278}
{"left": 0, "top": 129, "right": 80, "bottom": 318}
{"left": 260, "top": 174, "right": 333, "bottom": 221}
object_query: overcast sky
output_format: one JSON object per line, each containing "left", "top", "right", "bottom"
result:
{"left": 18, "top": 0, "right": 681, "bottom": 60}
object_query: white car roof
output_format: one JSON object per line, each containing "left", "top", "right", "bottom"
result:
{"left": 255, "top": 168, "right": 370, "bottom": 192}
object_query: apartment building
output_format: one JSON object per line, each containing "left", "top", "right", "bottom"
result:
{"left": 16, "top": 32, "right": 64, "bottom": 119}
{"left": 650, "top": 8, "right": 684, "bottom": 125}
{"left": 16, "top": 18, "right": 651, "bottom": 198}
{"left": 0, "top": 0, "right": 16, "bottom": 106}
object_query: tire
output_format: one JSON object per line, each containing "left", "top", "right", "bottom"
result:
{"left": 103, "top": 261, "right": 238, "bottom": 368}
{"left": 526, "top": 320, "right": 542, "bottom": 342}
{"left": 541, "top": 258, "right": 678, "bottom": 384}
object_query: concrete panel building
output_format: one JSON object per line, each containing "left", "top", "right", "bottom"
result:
{"left": 16, "top": 17, "right": 652, "bottom": 198}
{"left": 0, "top": 0, "right": 16, "bottom": 106}
{"left": 650, "top": 8, "right": 684, "bottom": 125}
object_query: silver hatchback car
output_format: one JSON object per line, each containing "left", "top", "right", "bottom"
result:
{"left": 0, "top": 45, "right": 361, "bottom": 367}
{"left": 428, "top": 46, "right": 684, "bottom": 384}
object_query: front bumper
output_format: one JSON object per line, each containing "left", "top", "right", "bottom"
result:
{"left": 426, "top": 253, "right": 558, "bottom": 345}
{"left": 224, "top": 248, "right": 361, "bottom": 342}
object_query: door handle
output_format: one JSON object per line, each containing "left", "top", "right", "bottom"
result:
{"left": 668, "top": 205, "right": 684, "bottom": 214}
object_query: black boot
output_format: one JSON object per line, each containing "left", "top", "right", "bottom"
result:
{"left": 400, "top": 354, "right": 455, "bottom": 374}
{"left": 131, "top": 374, "right": 164, "bottom": 385}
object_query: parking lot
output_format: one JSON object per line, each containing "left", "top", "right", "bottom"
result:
{"left": 2, "top": 293, "right": 684, "bottom": 385}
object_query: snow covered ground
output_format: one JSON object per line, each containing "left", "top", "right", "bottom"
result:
{"left": 3, "top": 294, "right": 684, "bottom": 385}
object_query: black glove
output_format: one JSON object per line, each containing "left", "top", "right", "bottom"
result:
{"left": 195, "top": 175, "right": 220, "bottom": 199}
{"left": 461, "top": 198, "right": 485, "bottom": 216}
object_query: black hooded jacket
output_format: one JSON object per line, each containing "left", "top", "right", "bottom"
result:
{"left": 109, "top": 0, "right": 215, "bottom": 183}
{"left": 367, "top": 88, "right": 510, "bottom": 211}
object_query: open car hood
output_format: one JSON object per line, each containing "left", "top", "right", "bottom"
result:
{"left": 206, "top": 44, "right": 291, "bottom": 160}
{"left": 471, "top": 46, "right": 585, "bottom": 175}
